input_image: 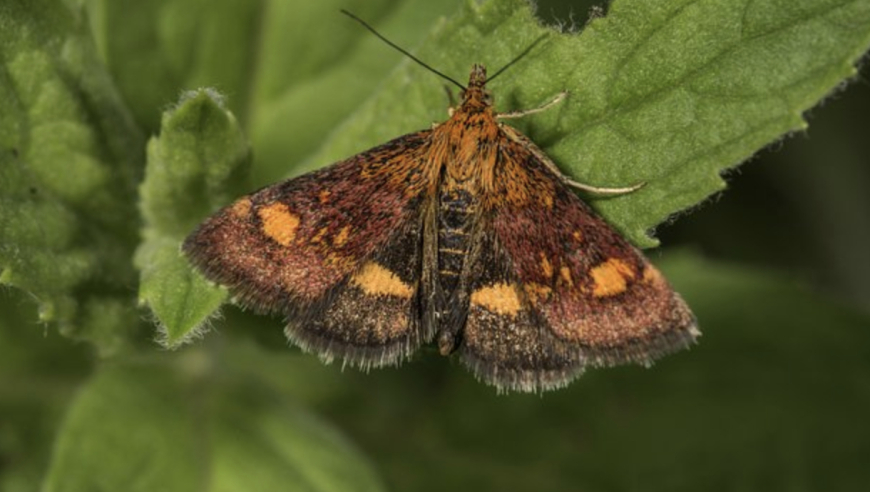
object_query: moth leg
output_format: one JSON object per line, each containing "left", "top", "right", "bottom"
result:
{"left": 499, "top": 124, "right": 645, "bottom": 196}
{"left": 496, "top": 91, "right": 568, "bottom": 120}
{"left": 562, "top": 178, "right": 645, "bottom": 195}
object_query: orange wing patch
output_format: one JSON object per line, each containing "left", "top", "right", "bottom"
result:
{"left": 470, "top": 283, "right": 521, "bottom": 316}
{"left": 351, "top": 262, "right": 414, "bottom": 299}
{"left": 523, "top": 282, "right": 552, "bottom": 306}
{"left": 589, "top": 258, "right": 636, "bottom": 297}
{"left": 559, "top": 266, "right": 574, "bottom": 288}
{"left": 539, "top": 252, "right": 553, "bottom": 279}
{"left": 333, "top": 225, "right": 352, "bottom": 247}
{"left": 229, "top": 197, "right": 253, "bottom": 218}
{"left": 642, "top": 264, "right": 666, "bottom": 286}
{"left": 258, "top": 202, "right": 300, "bottom": 246}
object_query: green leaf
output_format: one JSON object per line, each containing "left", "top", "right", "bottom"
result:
{"left": 136, "top": 89, "right": 250, "bottom": 347}
{"left": 306, "top": 0, "right": 870, "bottom": 246}
{"left": 137, "top": 0, "right": 870, "bottom": 357}
{"left": 0, "top": 0, "right": 144, "bottom": 351}
{"left": 42, "top": 354, "right": 386, "bottom": 492}
{"left": 301, "top": 251, "right": 870, "bottom": 491}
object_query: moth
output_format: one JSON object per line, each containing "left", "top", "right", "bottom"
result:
{"left": 183, "top": 14, "right": 699, "bottom": 393}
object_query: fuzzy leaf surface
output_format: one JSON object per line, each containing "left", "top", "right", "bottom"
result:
{"left": 0, "top": 0, "right": 144, "bottom": 351}
{"left": 136, "top": 89, "right": 250, "bottom": 346}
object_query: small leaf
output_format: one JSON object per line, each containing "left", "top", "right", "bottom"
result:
{"left": 135, "top": 236, "right": 227, "bottom": 347}
{"left": 136, "top": 89, "right": 250, "bottom": 347}
{"left": 42, "top": 355, "right": 386, "bottom": 492}
{"left": 0, "top": 0, "right": 144, "bottom": 351}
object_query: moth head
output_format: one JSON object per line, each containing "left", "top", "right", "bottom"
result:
{"left": 460, "top": 64, "right": 494, "bottom": 110}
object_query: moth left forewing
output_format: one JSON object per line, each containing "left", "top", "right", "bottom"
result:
{"left": 184, "top": 131, "right": 439, "bottom": 369}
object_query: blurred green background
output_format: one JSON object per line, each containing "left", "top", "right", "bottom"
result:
{"left": 2, "top": 0, "right": 869, "bottom": 491}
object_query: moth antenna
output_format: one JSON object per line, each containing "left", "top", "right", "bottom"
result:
{"left": 487, "top": 34, "right": 549, "bottom": 83}
{"left": 340, "top": 9, "right": 466, "bottom": 91}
